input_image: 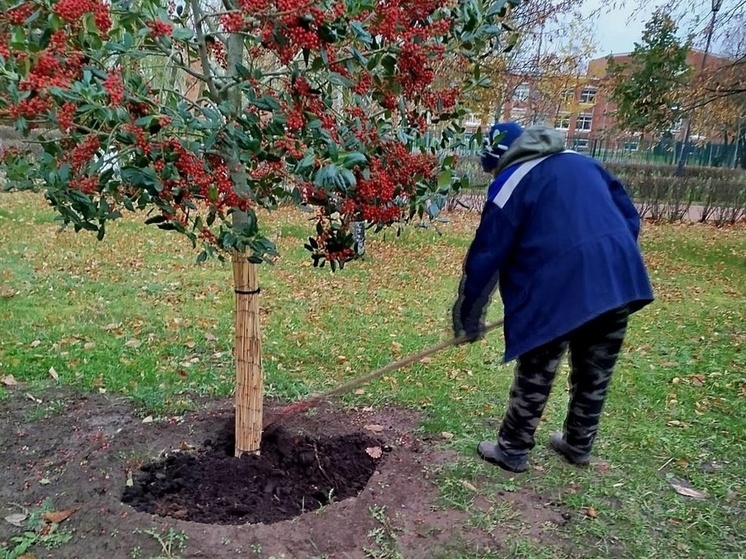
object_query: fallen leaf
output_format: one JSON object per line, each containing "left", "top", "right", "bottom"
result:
{"left": 391, "top": 341, "right": 403, "bottom": 354}
{"left": 4, "top": 513, "right": 27, "bottom": 527}
{"left": 83, "top": 342, "right": 95, "bottom": 350}
{"left": 48, "top": 367, "right": 59, "bottom": 380}
{"left": 420, "top": 357, "right": 433, "bottom": 364}
{"left": 126, "top": 471, "right": 134, "bottom": 487}
{"left": 142, "top": 415, "right": 154, "bottom": 424}
{"left": 1, "top": 375, "right": 19, "bottom": 387}
{"left": 18, "top": 554, "right": 36, "bottom": 559}
{"left": 353, "top": 388, "right": 365, "bottom": 395}
{"left": 39, "top": 478, "right": 51, "bottom": 485}
{"left": 460, "top": 480, "right": 477, "bottom": 492}
{"left": 125, "top": 339, "right": 141, "bottom": 348}
{"left": 365, "top": 446, "right": 383, "bottom": 459}
{"left": 185, "top": 340, "right": 196, "bottom": 349}
{"left": 337, "top": 355, "right": 348, "bottom": 364}
{"left": 596, "top": 462, "right": 612, "bottom": 474}
{"left": 440, "top": 431, "right": 454, "bottom": 440}
{"left": 42, "top": 509, "right": 76, "bottom": 524}
{"left": 205, "top": 332, "right": 217, "bottom": 342}
{"left": 25, "top": 393, "right": 42, "bottom": 404}
{"left": 103, "top": 323, "right": 120, "bottom": 331}
{"left": 690, "top": 374, "right": 705, "bottom": 387}
{"left": 583, "top": 507, "right": 598, "bottom": 519}
{"left": 364, "top": 424, "right": 385, "bottom": 433}
{"left": 30, "top": 340, "right": 42, "bottom": 348}
{"left": 669, "top": 477, "right": 707, "bottom": 500}
{"left": 0, "top": 285, "right": 15, "bottom": 298}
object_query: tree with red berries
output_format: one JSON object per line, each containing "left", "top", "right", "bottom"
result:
{"left": 0, "top": 0, "right": 519, "bottom": 454}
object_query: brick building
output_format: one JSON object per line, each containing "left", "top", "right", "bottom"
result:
{"left": 484, "top": 49, "right": 734, "bottom": 151}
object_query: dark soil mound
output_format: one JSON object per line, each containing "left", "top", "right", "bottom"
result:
{"left": 121, "top": 420, "right": 382, "bottom": 525}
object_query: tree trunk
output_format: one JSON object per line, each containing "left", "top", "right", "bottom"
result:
{"left": 232, "top": 253, "right": 263, "bottom": 456}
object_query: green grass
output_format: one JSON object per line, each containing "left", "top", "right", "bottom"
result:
{"left": 1, "top": 192, "right": 745, "bottom": 558}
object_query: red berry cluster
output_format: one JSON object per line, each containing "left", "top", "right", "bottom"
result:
{"left": 122, "top": 123, "right": 151, "bottom": 155}
{"left": 70, "top": 135, "right": 100, "bottom": 171}
{"left": 56, "top": 102, "right": 77, "bottom": 132}
{"left": 70, "top": 175, "right": 99, "bottom": 195}
{"left": 103, "top": 71, "right": 124, "bottom": 106}
{"left": 6, "top": 3, "right": 35, "bottom": 25}
{"left": 7, "top": 97, "right": 50, "bottom": 119}
{"left": 220, "top": 12, "right": 246, "bottom": 33}
{"left": 54, "top": 0, "right": 111, "bottom": 34}
{"left": 147, "top": 19, "right": 173, "bottom": 38}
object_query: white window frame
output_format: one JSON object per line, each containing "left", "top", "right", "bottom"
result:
{"left": 575, "top": 113, "right": 593, "bottom": 131}
{"left": 554, "top": 113, "right": 571, "bottom": 130}
{"left": 580, "top": 87, "right": 597, "bottom": 104}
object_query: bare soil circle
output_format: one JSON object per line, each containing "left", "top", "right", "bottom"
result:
{"left": 121, "top": 419, "right": 382, "bottom": 524}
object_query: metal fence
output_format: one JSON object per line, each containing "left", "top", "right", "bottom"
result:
{"left": 564, "top": 137, "right": 742, "bottom": 168}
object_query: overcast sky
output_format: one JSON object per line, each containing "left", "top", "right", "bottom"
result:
{"left": 578, "top": 0, "right": 733, "bottom": 57}
{"left": 581, "top": 1, "right": 648, "bottom": 56}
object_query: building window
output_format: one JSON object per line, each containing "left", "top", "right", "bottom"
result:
{"left": 513, "top": 84, "right": 530, "bottom": 102}
{"left": 554, "top": 113, "right": 571, "bottom": 130}
{"left": 579, "top": 87, "right": 597, "bottom": 104}
{"left": 561, "top": 88, "right": 575, "bottom": 104}
{"left": 573, "top": 138, "right": 589, "bottom": 151}
{"left": 575, "top": 113, "right": 593, "bottom": 131}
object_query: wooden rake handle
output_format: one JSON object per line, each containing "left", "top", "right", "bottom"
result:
{"left": 263, "top": 320, "right": 504, "bottom": 427}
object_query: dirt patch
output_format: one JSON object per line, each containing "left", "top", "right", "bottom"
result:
{"left": 122, "top": 419, "right": 381, "bottom": 524}
{"left": 0, "top": 387, "right": 567, "bottom": 558}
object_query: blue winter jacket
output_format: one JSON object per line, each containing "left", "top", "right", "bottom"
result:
{"left": 453, "top": 126, "right": 654, "bottom": 362}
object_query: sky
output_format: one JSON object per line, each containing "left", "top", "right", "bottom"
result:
{"left": 577, "top": 0, "right": 733, "bottom": 57}
{"left": 581, "top": 1, "right": 648, "bottom": 56}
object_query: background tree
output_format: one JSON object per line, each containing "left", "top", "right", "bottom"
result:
{"left": 606, "top": 8, "right": 692, "bottom": 138}
{"left": 0, "top": 0, "right": 513, "bottom": 454}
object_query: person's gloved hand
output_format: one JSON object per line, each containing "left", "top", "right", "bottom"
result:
{"left": 452, "top": 311, "right": 486, "bottom": 344}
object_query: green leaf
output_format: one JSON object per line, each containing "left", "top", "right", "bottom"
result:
{"left": 341, "top": 151, "right": 367, "bottom": 169}
{"left": 438, "top": 169, "right": 453, "bottom": 189}
{"left": 171, "top": 27, "right": 194, "bottom": 41}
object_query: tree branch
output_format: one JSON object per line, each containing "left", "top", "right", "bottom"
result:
{"left": 189, "top": 0, "right": 220, "bottom": 100}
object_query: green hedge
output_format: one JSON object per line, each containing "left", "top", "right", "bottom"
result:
{"left": 606, "top": 163, "right": 746, "bottom": 225}
{"left": 452, "top": 156, "right": 746, "bottom": 225}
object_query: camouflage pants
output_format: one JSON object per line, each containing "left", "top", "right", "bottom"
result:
{"left": 498, "top": 306, "right": 629, "bottom": 456}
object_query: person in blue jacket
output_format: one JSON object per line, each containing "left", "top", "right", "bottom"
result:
{"left": 452, "top": 121, "right": 654, "bottom": 473}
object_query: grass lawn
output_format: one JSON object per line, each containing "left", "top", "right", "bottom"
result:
{"left": 1, "top": 191, "right": 744, "bottom": 558}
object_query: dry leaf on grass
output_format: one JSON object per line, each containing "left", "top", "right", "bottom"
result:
{"left": 460, "top": 480, "right": 477, "bottom": 492}
{"left": 669, "top": 477, "right": 707, "bottom": 500}
{"left": 124, "top": 339, "right": 141, "bottom": 348}
{"left": 30, "top": 340, "right": 41, "bottom": 348}
{"left": 83, "top": 342, "right": 95, "bottom": 350}
{"left": 1, "top": 375, "right": 19, "bottom": 387}
{"left": 364, "top": 424, "right": 385, "bottom": 433}
{"left": 365, "top": 446, "right": 383, "bottom": 459}
{"left": 583, "top": 507, "right": 598, "bottom": 519}
{"left": 440, "top": 431, "right": 454, "bottom": 440}
{"left": 4, "top": 513, "right": 27, "bottom": 527}
{"left": 42, "top": 509, "right": 76, "bottom": 524}
{"left": 205, "top": 332, "right": 217, "bottom": 342}
{"left": 142, "top": 416, "right": 154, "bottom": 424}
{"left": 48, "top": 367, "right": 59, "bottom": 380}
{"left": 353, "top": 388, "right": 365, "bottom": 395}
